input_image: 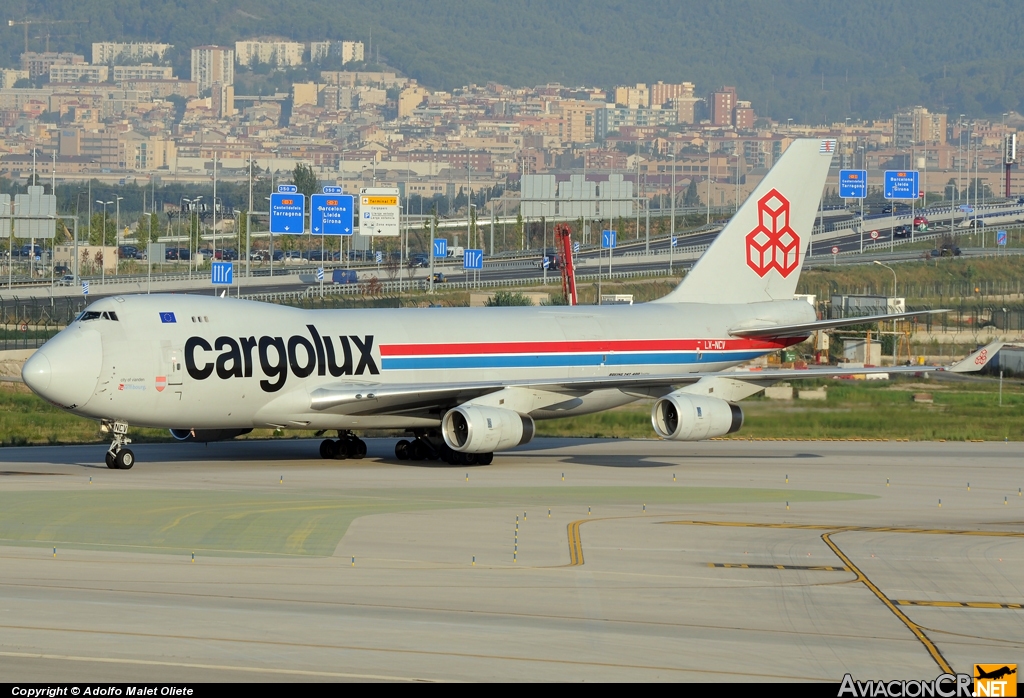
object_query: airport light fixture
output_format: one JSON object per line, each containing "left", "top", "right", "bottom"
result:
{"left": 875, "top": 260, "right": 898, "bottom": 365}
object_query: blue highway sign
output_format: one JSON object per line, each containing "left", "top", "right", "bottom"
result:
{"left": 542, "top": 257, "right": 550, "bottom": 269}
{"left": 602, "top": 230, "right": 617, "bottom": 248}
{"left": 433, "top": 238, "right": 447, "bottom": 258}
{"left": 82, "top": 281, "right": 89, "bottom": 296}
{"left": 573, "top": 241, "right": 580, "bottom": 254}
{"left": 211, "top": 262, "right": 233, "bottom": 285}
{"left": 277, "top": 185, "right": 297, "bottom": 193}
{"left": 322, "top": 186, "right": 343, "bottom": 194}
{"left": 671, "top": 236, "right": 678, "bottom": 247}
{"left": 270, "top": 193, "right": 305, "bottom": 233}
{"left": 883, "top": 170, "right": 920, "bottom": 200}
{"left": 316, "top": 267, "right": 325, "bottom": 281}
{"left": 311, "top": 193, "right": 353, "bottom": 235}
{"left": 464, "top": 249, "right": 483, "bottom": 270}
{"left": 839, "top": 170, "right": 868, "bottom": 198}
{"left": 998, "top": 230, "right": 1008, "bottom": 246}
{"left": 375, "top": 251, "right": 383, "bottom": 264}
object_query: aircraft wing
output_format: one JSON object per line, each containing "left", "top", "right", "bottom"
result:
{"left": 729, "top": 310, "right": 949, "bottom": 339}
{"left": 308, "top": 341, "right": 1003, "bottom": 416}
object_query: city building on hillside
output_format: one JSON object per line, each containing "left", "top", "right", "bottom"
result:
{"left": 894, "top": 106, "right": 947, "bottom": 148}
{"left": 235, "top": 40, "right": 305, "bottom": 68}
{"left": 0, "top": 69, "right": 29, "bottom": 88}
{"left": 733, "top": 100, "right": 755, "bottom": 130}
{"left": 595, "top": 104, "right": 678, "bottom": 140}
{"left": 191, "top": 46, "right": 234, "bottom": 93}
{"left": 49, "top": 64, "right": 109, "bottom": 84}
{"left": 339, "top": 41, "right": 365, "bottom": 65}
{"left": 91, "top": 42, "right": 172, "bottom": 65}
{"left": 613, "top": 83, "right": 650, "bottom": 109}
{"left": 650, "top": 81, "right": 694, "bottom": 107}
{"left": 709, "top": 86, "right": 737, "bottom": 127}
{"left": 113, "top": 65, "right": 173, "bottom": 83}
{"left": 21, "top": 52, "right": 85, "bottom": 80}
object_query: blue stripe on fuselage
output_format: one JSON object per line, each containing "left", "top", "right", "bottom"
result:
{"left": 380, "top": 351, "right": 767, "bottom": 370}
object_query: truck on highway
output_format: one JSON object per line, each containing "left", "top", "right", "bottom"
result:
{"left": 332, "top": 269, "right": 358, "bottom": 284}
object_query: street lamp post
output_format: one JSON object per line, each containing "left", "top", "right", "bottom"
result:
{"left": 96, "top": 199, "right": 112, "bottom": 284}
{"left": 874, "top": 260, "right": 898, "bottom": 365}
{"left": 114, "top": 195, "right": 123, "bottom": 275}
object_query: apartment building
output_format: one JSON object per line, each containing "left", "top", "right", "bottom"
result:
{"left": 708, "top": 86, "right": 737, "bottom": 127}
{"left": 92, "top": 42, "right": 172, "bottom": 64}
{"left": 21, "top": 52, "right": 85, "bottom": 80}
{"left": 650, "top": 81, "right": 694, "bottom": 107}
{"left": 613, "top": 83, "right": 650, "bottom": 109}
{"left": 191, "top": 46, "right": 234, "bottom": 93}
{"left": 894, "top": 106, "right": 947, "bottom": 148}
{"left": 235, "top": 40, "right": 304, "bottom": 68}
{"left": 49, "top": 65, "right": 109, "bottom": 84}
{"left": 113, "top": 65, "right": 173, "bottom": 83}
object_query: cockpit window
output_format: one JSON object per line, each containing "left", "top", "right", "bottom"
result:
{"left": 75, "top": 311, "right": 118, "bottom": 322}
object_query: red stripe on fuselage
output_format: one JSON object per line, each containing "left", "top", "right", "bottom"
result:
{"left": 379, "top": 337, "right": 802, "bottom": 357}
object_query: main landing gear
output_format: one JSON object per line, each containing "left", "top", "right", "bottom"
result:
{"left": 394, "top": 432, "right": 493, "bottom": 466}
{"left": 319, "top": 431, "right": 367, "bottom": 460}
{"left": 104, "top": 421, "right": 135, "bottom": 470}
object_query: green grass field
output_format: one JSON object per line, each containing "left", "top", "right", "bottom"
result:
{"left": 537, "top": 377, "right": 1024, "bottom": 442}
{"left": 3, "top": 374, "right": 1021, "bottom": 446}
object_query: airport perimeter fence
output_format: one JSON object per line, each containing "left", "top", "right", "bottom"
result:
{"left": 0, "top": 297, "right": 90, "bottom": 350}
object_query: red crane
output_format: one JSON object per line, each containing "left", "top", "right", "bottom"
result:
{"left": 554, "top": 223, "right": 577, "bottom": 305}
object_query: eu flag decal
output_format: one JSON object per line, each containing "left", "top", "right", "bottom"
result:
{"left": 159, "top": 312, "right": 176, "bottom": 323}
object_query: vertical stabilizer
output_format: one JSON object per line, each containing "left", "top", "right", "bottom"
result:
{"left": 654, "top": 138, "right": 835, "bottom": 304}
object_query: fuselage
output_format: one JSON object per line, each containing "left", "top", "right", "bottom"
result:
{"left": 24, "top": 293, "right": 813, "bottom": 431}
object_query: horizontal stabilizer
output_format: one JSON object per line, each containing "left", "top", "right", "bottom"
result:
{"left": 729, "top": 310, "right": 948, "bottom": 339}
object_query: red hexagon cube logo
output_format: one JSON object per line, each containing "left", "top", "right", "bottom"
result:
{"left": 745, "top": 189, "right": 800, "bottom": 278}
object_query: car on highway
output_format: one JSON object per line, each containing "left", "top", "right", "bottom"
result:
{"left": 53, "top": 264, "right": 71, "bottom": 276}
{"left": 913, "top": 216, "right": 929, "bottom": 230}
{"left": 54, "top": 274, "right": 75, "bottom": 286}
{"left": 930, "top": 243, "right": 962, "bottom": 257}
{"left": 410, "top": 253, "right": 429, "bottom": 268}
{"left": 893, "top": 225, "right": 911, "bottom": 237}
{"left": 432, "top": 272, "right": 447, "bottom": 283}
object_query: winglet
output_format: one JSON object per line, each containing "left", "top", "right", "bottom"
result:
{"left": 948, "top": 341, "right": 1004, "bottom": 373}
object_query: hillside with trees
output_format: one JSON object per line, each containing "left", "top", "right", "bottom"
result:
{"left": 2, "top": 0, "right": 1022, "bottom": 123}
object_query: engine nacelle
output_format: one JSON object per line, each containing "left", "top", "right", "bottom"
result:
{"left": 170, "top": 428, "right": 253, "bottom": 443}
{"left": 442, "top": 405, "right": 535, "bottom": 453}
{"left": 651, "top": 393, "right": 743, "bottom": 441}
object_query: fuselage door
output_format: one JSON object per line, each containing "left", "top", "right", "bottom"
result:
{"left": 163, "top": 346, "right": 184, "bottom": 385}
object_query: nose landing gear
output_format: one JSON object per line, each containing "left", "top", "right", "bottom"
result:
{"left": 104, "top": 421, "right": 135, "bottom": 469}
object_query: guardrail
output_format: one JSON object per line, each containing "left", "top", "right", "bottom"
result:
{"left": 242, "top": 268, "right": 673, "bottom": 303}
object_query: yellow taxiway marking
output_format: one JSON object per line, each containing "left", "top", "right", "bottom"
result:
{"left": 567, "top": 519, "right": 586, "bottom": 566}
{"left": 820, "top": 531, "right": 954, "bottom": 675}
{"left": 652, "top": 518, "right": 1024, "bottom": 675}
{"left": 708, "top": 563, "right": 849, "bottom": 571}
{"left": 893, "top": 600, "right": 1024, "bottom": 610}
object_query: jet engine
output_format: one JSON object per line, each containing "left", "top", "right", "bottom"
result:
{"left": 651, "top": 392, "right": 743, "bottom": 441}
{"left": 442, "top": 405, "right": 535, "bottom": 453}
{"left": 170, "top": 428, "right": 254, "bottom": 443}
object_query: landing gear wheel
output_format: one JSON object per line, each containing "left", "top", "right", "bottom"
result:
{"left": 395, "top": 440, "right": 411, "bottom": 460}
{"left": 330, "top": 439, "right": 346, "bottom": 459}
{"left": 459, "top": 452, "right": 477, "bottom": 466}
{"left": 442, "top": 446, "right": 458, "bottom": 465}
{"left": 105, "top": 451, "right": 117, "bottom": 469}
{"left": 409, "top": 439, "right": 427, "bottom": 461}
{"left": 115, "top": 449, "right": 135, "bottom": 470}
{"left": 319, "top": 439, "right": 337, "bottom": 459}
{"left": 476, "top": 452, "right": 494, "bottom": 466}
{"left": 350, "top": 438, "right": 367, "bottom": 459}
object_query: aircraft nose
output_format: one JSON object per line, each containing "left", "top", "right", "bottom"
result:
{"left": 23, "top": 328, "right": 102, "bottom": 409}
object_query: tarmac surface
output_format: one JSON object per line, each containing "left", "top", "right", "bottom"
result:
{"left": 0, "top": 437, "right": 1022, "bottom": 682}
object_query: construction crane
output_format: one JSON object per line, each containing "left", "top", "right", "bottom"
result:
{"left": 8, "top": 18, "right": 87, "bottom": 53}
